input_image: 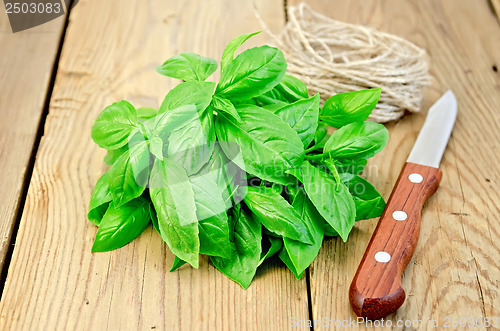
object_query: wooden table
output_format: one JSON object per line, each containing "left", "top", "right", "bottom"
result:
{"left": 0, "top": 0, "right": 499, "bottom": 329}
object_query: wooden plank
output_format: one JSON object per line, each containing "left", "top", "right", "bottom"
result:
{"left": 288, "top": 0, "right": 500, "bottom": 327}
{"left": 0, "top": 0, "right": 311, "bottom": 329}
{"left": 0, "top": 6, "right": 67, "bottom": 271}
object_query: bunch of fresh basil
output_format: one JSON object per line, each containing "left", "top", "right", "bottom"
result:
{"left": 88, "top": 32, "right": 389, "bottom": 288}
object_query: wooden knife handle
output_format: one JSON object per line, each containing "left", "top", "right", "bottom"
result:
{"left": 349, "top": 162, "right": 442, "bottom": 320}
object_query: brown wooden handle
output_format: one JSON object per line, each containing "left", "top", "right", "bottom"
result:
{"left": 349, "top": 162, "right": 442, "bottom": 320}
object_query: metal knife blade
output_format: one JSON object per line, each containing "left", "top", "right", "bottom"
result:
{"left": 407, "top": 90, "right": 458, "bottom": 168}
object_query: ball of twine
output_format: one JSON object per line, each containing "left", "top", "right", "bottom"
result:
{"left": 255, "top": 2, "right": 431, "bottom": 122}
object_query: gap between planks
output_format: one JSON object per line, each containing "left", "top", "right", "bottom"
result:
{"left": 0, "top": 1, "right": 76, "bottom": 297}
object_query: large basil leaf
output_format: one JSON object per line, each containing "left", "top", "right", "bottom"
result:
{"left": 288, "top": 161, "right": 355, "bottom": 241}
{"left": 166, "top": 108, "right": 214, "bottom": 175}
{"left": 159, "top": 81, "right": 215, "bottom": 113}
{"left": 149, "top": 158, "right": 200, "bottom": 268}
{"left": 91, "top": 100, "right": 138, "bottom": 150}
{"left": 273, "top": 94, "right": 320, "bottom": 148}
{"left": 108, "top": 140, "right": 150, "bottom": 207}
{"left": 243, "top": 187, "right": 313, "bottom": 244}
{"left": 156, "top": 52, "right": 218, "bottom": 82}
{"left": 91, "top": 197, "right": 150, "bottom": 252}
{"left": 88, "top": 171, "right": 112, "bottom": 226}
{"left": 323, "top": 121, "right": 389, "bottom": 162}
{"left": 216, "top": 46, "right": 286, "bottom": 100}
{"left": 215, "top": 105, "right": 304, "bottom": 185}
{"left": 220, "top": 31, "right": 260, "bottom": 73}
{"left": 211, "top": 208, "right": 262, "bottom": 289}
{"left": 283, "top": 190, "right": 325, "bottom": 275}
{"left": 190, "top": 172, "right": 231, "bottom": 258}
{"left": 321, "top": 88, "right": 381, "bottom": 128}
{"left": 339, "top": 173, "right": 386, "bottom": 220}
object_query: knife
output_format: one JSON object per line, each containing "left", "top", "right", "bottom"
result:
{"left": 349, "top": 90, "right": 458, "bottom": 320}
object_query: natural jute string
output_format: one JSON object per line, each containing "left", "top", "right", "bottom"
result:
{"left": 254, "top": 2, "right": 431, "bottom": 122}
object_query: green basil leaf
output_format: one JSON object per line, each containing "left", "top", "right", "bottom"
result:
{"left": 261, "top": 102, "right": 288, "bottom": 112}
{"left": 216, "top": 46, "right": 286, "bottom": 100}
{"left": 150, "top": 203, "right": 160, "bottom": 234}
{"left": 159, "top": 81, "right": 215, "bottom": 113}
{"left": 273, "top": 94, "right": 320, "bottom": 148}
{"left": 288, "top": 161, "right": 355, "bottom": 241}
{"left": 276, "top": 75, "right": 309, "bottom": 101}
{"left": 108, "top": 140, "right": 150, "bottom": 207}
{"left": 321, "top": 88, "right": 381, "bottom": 128}
{"left": 279, "top": 247, "right": 304, "bottom": 279}
{"left": 283, "top": 190, "right": 324, "bottom": 275}
{"left": 285, "top": 183, "right": 301, "bottom": 202}
{"left": 258, "top": 236, "right": 283, "bottom": 266}
{"left": 211, "top": 208, "right": 262, "bottom": 289}
{"left": 198, "top": 214, "right": 231, "bottom": 258}
{"left": 104, "top": 144, "right": 128, "bottom": 166}
{"left": 149, "top": 158, "right": 200, "bottom": 268}
{"left": 194, "top": 143, "right": 247, "bottom": 211}
{"left": 91, "top": 100, "right": 138, "bottom": 150}
{"left": 170, "top": 256, "right": 187, "bottom": 271}
{"left": 254, "top": 88, "right": 288, "bottom": 106}
{"left": 149, "top": 136, "right": 164, "bottom": 160}
{"left": 339, "top": 173, "right": 386, "bottom": 220}
{"left": 334, "top": 159, "right": 367, "bottom": 175}
{"left": 167, "top": 109, "right": 214, "bottom": 175}
{"left": 215, "top": 105, "right": 304, "bottom": 185}
{"left": 314, "top": 122, "right": 329, "bottom": 146}
{"left": 137, "top": 107, "right": 158, "bottom": 121}
{"left": 323, "top": 224, "right": 340, "bottom": 237}
{"left": 156, "top": 52, "right": 218, "bottom": 82}
{"left": 88, "top": 171, "right": 113, "bottom": 226}
{"left": 220, "top": 31, "right": 261, "bottom": 73}
{"left": 324, "top": 122, "right": 389, "bottom": 162}
{"left": 211, "top": 95, "right": 242, "bottom": 122}
{"left": 198, "top": 144, "right": 234, "bottom": 199}
{"left": 321, "top": 159, "right": 341, "bottom": 184}
{"left": 190, "top": 172, "right": 231, "bottom": 258}
{"left": 91, "top": 197, "right": 150, "bottom": 252}
{"left": 151, "top": 104, "right": 199, "bottom": 141}
{"left": 243, "top": 186, "right": 313, "bottom": 244}
{"left": 254, "top": 75, "right": 309, "bottom": 105}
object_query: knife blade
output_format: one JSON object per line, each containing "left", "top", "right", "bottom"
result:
{"left": 349, "top": 90, "right": 458, "bottom": 320}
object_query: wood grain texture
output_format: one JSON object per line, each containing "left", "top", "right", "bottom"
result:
{"left": 0, "top": 6, "right": 66, "bottom": 270}
{"left": 289, "top": 0, "right": 500, "bottom": 328}
{"left": 0, "top": 0, "right": 309, "bottom": 330}
{"left": 350, "top": 163, "right": 442, "bottom": 320}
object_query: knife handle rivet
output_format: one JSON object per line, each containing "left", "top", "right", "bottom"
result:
{"left": 392, "top": 210, "right": 408, "bottom": 221}
{"left": 374, "top": 251, "right": 391, "bottom": 263}
{"left": 408, "top": 173, "right": 424, "bottom": 183}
